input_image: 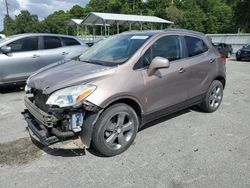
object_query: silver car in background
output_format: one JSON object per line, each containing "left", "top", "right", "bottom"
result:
{"left": 0, "top": 33, "right": 89, "bottom": 87}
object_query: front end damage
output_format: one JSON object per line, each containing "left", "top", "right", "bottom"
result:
{"left": 22, "top": 92, "right": 102, "bottom": 148}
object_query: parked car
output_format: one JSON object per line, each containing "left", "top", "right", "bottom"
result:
{"left": 0, "top": 33, "right": 88, "bottom": 87}
{"left": 86, "top": 37, "right": 107, "bottom": 47}
{"left": 213, "top": 42, "right": 233, "bottom": 58}
{"left": 0, "top": 34, "right": 6, "bottom": 39}
{"left": 23, "top": 29, "right": 226, "bottom": 156}
{"left": 236, "top": 44, "right": 250, "bottom": 61}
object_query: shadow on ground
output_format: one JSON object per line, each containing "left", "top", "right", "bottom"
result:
{"left": 0, "top": 137, "right": 41, "bottom": 165}
{"left": 0, "top": 85, "right": 25, "bottom": 94}
{"left": 30, "top": 136, "right": 86, "bottom": 157}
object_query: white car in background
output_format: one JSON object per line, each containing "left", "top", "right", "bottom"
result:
{"left": 0, "top": 34, "right": 6, "bottom": 39}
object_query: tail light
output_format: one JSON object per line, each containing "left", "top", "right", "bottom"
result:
{"left": 220, "top": 54, "right": 226, "bottom": 64}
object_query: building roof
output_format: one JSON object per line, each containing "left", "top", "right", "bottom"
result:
{"left": 68, "top": 19, "right": 83, "bottom": 26}
{"left": 82, "top": 12, "right": 174, "bottom": 25}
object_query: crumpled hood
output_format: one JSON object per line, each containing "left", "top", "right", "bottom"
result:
{"left": 28, "top": 60, "right": 116, "bottom": 94}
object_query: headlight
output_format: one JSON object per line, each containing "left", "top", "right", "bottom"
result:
{"left": 46, "top": 85, "right": 96, "bottom": 108}
{"left": 237, "top": 50, "right": 241, "bottom": 55}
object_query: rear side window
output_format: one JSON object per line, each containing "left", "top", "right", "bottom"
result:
{"left": 185, "top": 36, "right": 208, "bottom": 57}
{"left": 62, "top": 37, "right": 80, "bottom": 46}
{"left": 8, "top": 37, "right": 38, "bottom": 52}
{"left": 43, "top": 36, "right": 62, "bottom": 49}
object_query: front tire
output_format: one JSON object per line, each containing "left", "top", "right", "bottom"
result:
{"left": 92, "top": 103, "right": 139, "bottom": 156}
{"left": 200, "top": 80, "right": 223, "bottom": 113}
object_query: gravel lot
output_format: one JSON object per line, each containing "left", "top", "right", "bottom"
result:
{"left": 0, "top": 58, "right": 250, "bottom": 188}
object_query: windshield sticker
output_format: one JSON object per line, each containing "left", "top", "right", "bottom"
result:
{"left": 131, "top": 36, "right": 149, "bottom": 40}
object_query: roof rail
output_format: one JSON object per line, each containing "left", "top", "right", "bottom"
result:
{"left": 164, "top": 29, "right": 205, "bottom": 36}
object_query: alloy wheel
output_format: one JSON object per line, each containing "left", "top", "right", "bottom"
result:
{"left": 104, "top": 112, "right": 135, "bottom": 150}
{"left": 209, "top": 85, "right": 223, "bottom": 109}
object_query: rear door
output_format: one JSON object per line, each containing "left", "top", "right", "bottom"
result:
{"left": 138, "top": 35, "right": 189, "bottom": 118}
{"left": 183, "top": 35, "right": 217, "bottom": 99}
{"left": 0, "top": 36, "right": 40, "bottom": 83}
{"left": 37, "top": 36, "right": 64, "bottom": 68}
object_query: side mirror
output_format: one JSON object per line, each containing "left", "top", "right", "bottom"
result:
{"left": 1, "top": 46, "right": 11, "bottom": 54}
{"left": 243, "top": 45, "right": 246, "bottom": 48}
{"left": 147, "top": 57, "right": 170, "bottom": 76}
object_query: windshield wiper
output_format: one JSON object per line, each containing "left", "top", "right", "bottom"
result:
{"left": 80, "top": 59, "right": 104, "bottom": 65}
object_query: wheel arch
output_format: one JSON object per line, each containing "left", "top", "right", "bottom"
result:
{"left": 214, "top": 76, "right": 226, "bottom": 88}
{"left": 102, "top": 96, "right": 144, "bottom": 124}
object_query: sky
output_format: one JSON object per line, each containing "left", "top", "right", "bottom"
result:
{"left": 0, "top": 0, "right": 89, "bottom": 32}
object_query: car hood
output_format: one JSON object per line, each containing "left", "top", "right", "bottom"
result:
{"left": 240, "top": 48, "right": 250, "bottom": 52}
{"left": 28, "top": 60, "right": 116, "bottom": 94}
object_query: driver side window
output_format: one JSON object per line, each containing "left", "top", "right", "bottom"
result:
{"left": 139, "top": 35, "right": 182, "bottom": 68}
{"left": 8, "top": 37, "right": 39, "bottom": 53}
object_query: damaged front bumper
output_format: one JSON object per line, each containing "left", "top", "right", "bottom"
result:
{"left": 22, "top": 96, "right": 100, "bottom": 147}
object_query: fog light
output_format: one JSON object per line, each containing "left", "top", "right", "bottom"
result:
{"left": 70, "top": 112, "right": 85, "bottom": 133}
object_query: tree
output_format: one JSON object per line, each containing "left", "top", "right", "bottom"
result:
{"left": 69, "top": 5, "right": 86, "bottom": 18}
{"left": 234, "top": 0, "right": 250, "bottom": 32}
{"left": 15, "top": 10, "right": 40, "bottom": 33}
{"left": 3, "top": 16, "right": 16, "bottom": 35}
{"left": 182, "top": 5, "right": 206, "bottom": 32}
{"left": 1, "top": 0, "right": 247, "bottom": 35}
{"left": 165, "top": 6, "right": 183, "bottom": 27}
{"left": 44, "top": 10, "right": 71, "bottom": 34}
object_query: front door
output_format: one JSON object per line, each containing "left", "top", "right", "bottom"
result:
{"left": 139, "top": 35, "right": 189, "bottom": 119}
{"left": 0, "top": 36, "right": 40, "bottom": 83}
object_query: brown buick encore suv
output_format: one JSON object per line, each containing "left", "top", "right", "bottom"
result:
{"left": 23, "top": 29, "right": 226, "bottom": 156}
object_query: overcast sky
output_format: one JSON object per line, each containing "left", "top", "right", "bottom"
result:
{"left": 0, "top": 0, "right": 89, "bottom": 31}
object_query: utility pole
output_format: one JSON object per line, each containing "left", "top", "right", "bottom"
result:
{"left": 5, "top": 0, "right": 10, "bottom": 17}
{"left": 132, "top": 0, "right": 135, "bottom": 14}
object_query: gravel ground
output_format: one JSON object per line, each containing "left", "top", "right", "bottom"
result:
{"left": 0, "top": 58, "right": 249, "bottom": 188}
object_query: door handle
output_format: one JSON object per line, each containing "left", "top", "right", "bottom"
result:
{"left": 32, "top": 54, "right": 40, "bottom": 58}
{"left": 62, "top": 52, "right": 69, "bottom": 55}
{"left": 210, "top": 58, "right": 215, "bottom": 63}
{"left": 179, "top": 67, "right": 186, "bottom": 73}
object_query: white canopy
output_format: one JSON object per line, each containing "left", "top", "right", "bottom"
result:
{"left": 82, "top": 12, "right": 174, "bottom": 25}
{"left": 68, "top": 19, "right": 83, "bottom": 26}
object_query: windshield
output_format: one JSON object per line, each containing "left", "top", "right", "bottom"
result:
{"left": 79, "top": 34, "right": 150, "bottom": 65}
{"left": 0, "top": 37, "right": 9, "bottom": 43}
{"left": 245, "top": 44, "right": 250, "bottom": 49}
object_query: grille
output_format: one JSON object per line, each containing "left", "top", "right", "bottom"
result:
{"left": 34, "top": 90, "right": 50, "bottom": 112}
{"left": 242, "top": 50, "right": 250, "bottom": 55}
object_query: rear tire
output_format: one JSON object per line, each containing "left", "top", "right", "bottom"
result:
{"left": 200, "top": 80, "right": 223, "bottom": 113}
{"left": 91, "top": 103, "right": 139, "bottom": 156}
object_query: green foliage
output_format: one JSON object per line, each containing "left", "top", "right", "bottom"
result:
{"left": 182, "top": 4, "right": 206, "bottom": 32}
{"left": 234, "top": 0, "right": 250, "bottom": 32}
{"left": 69, "top": 5, "right": 87, "bottom": 18}
{"left": 2, "top": 0, "right": 249, "bottom": 35}
{"left": 44, "top": 10, "right": 71, "bottom": 34}
{"left": 3, "top": 16, "right": 16, "bottom": 35}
